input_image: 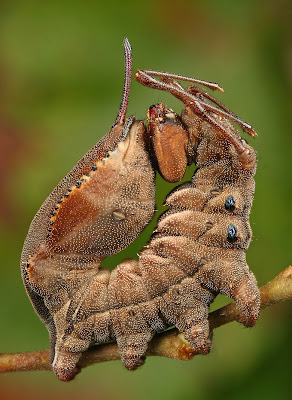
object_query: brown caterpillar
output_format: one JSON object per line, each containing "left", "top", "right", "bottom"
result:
{"left": 21, "top": 39, "right": 260, "bottom": 381}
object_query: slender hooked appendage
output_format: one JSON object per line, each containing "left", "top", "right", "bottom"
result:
{"left": 113, "top": 38, "right": 133, "bottom": 127}
{"left": 21, "top": 40, "right": 260, "bottom": 381}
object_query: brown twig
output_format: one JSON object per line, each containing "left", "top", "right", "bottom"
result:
{"left": 0, "top": 266, "right": 291, "bottom": 374}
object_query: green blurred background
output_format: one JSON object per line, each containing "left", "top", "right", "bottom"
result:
{"left": 0, "top": 0, "right": 291, "bottom": 399}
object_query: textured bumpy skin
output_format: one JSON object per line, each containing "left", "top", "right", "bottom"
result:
{"left": 104, "top": 102, "right": 260, "bottom": 370}
{"left": 21, "top": 118, "right": 156, "bottom": 380}
{"left": 21, "top": 57, "right": 260, "bottom": 381}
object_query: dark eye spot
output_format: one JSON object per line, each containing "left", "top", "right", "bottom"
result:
{"left": 227, "top": 224, "right": 237, "bottom": 242}
{"left": 225, "top": 195, "right": 236, "bottom": 211}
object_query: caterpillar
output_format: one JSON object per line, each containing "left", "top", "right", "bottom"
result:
{"left": 21, "top": 39, "right": 260, "bottom": 381}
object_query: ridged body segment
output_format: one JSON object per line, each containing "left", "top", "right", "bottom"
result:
{"left": 21, "top": 63, "right": 260, "bottom": 381}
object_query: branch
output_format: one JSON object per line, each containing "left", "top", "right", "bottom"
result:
{"left": 0, "top": 266, "right": 291, "bottom": 374}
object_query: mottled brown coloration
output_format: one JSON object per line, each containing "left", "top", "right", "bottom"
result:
{"left": 147, "top": 103, "right": 188, "bottom": 182}
{"left": 21, "top": 40, "right": 155, "bottom": 381}
{"left": 21, "top": 40, "right": 260, "bottom": 381}
{"left": 134, "top": 69, "right": 259, "bottom": 351}
{"left": 21, "top": 115, "right": 156, "bottom": 380}
{"left": 3, "top": 267, "right": 291, "bottom": 375}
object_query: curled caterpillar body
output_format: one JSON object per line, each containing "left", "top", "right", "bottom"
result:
{"left": 21, "top": 41, "right": 259, "bottom": 381}
{"left": 38, "top": 83, "right": 259, "bottom": 381}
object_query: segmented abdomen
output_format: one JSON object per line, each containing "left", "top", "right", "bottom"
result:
{"left": 53, "top": 118, "right": 259, "bottom": 375}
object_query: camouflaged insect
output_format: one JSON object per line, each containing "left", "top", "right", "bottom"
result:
{"left": 21, "top": 39, "right": 260, "bottom": 381}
